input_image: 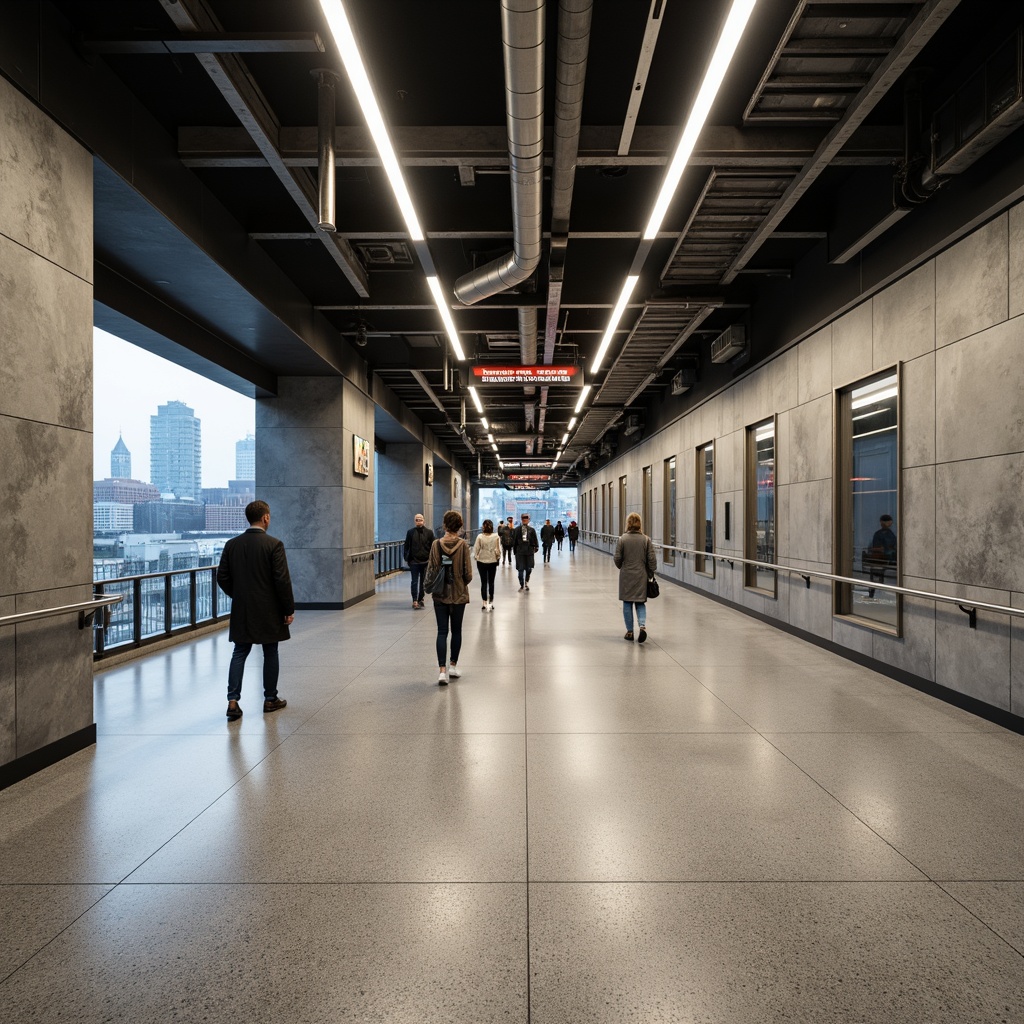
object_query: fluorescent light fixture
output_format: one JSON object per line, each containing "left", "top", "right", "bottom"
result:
{"left": 568, "top": 417, "right": 577, "bottom": 430}
{"left": 851, "top": 373, "right": 898, "bottom": 402}
{"left": 643, "top": 0, "right": 758, "bottom": 240}
{"left": 466, "top": 385, "right": 484, "bottom": 413}
{"left": 592, "top": 276, "right": 639, "bottom": 373}
{"left": 574, "top": 384, "right": 592, "bottom": 415}
{"left": 755, "top": 425, "right": 775, "bottom": 441}
{"left": 487, "top": 433, "right": 495, "bottom": 443}
{"left": 318, "top": 0, "right": 424, "bottom": 240}
{"left": 561, "top": 432, "right": 569, "bottom": 445}
{"left": 852, "top": 387, "right": 897, "bottom": 410}
{"left": 425, "top": 276, "right": 466, "bottom": 361}
{"left": 480, "top": 417, "right": 489, "bottom": 430}
{"left": 491, "top": 443, "right": 498, "bottom": 452}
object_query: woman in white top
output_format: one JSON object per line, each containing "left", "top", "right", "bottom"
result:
{"left": 472, "top": 519, "right": 502, "bottom": 610}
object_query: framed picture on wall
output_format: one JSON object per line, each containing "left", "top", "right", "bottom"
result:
{"left": 353, "top": 435, "right": 371, "bottom": 476}
{"left": 425, "top": 463, "right": 434, "bottom": 486}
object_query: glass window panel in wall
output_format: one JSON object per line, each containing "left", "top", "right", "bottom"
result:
{"left": 663, "top": 456, "right": 676, "bottom": 564}
{"left": 745, "top": 418, "right": 777, "bottom": 595}
{"left": 619, "top": 475, "right": 627, "bottom": 535}
{"left": 836, "top": 369, "right": 900, "bottom": 631}
{"left": 642, "top": 465, "right": 652, "bottom": 535}
{"left": 695, "top": 443, "right": 715, "bottom": 576}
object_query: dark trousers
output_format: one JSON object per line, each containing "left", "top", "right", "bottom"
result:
{"left": 409, "top": 561, "right": 427, "bottom": 602}
{"left": 434, "top": 601, "right": 466, "bottom": 666}
{"left": 542, "top": 542, "right": 553, "bottom": 562}
{"left": 501, "top": 544, "right": 513, "bottom": 564}
{"left": 477, "top": 561, "right": 497, "bottom": 601}
{"left": 517, "top": 567, "right": 532, "bottom": 587}
{"left": 227, "top": 642, "right": 280, "bottom": 702}
{"left": 569, "top": 538, "right": 576, "bottom": 552}
{"left": 556, "top": 538, "right": 563, "bottom": 551}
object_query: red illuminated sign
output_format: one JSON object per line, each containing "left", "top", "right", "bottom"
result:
{"left": 472, "top": 365, "right": 582, "bottom": 386}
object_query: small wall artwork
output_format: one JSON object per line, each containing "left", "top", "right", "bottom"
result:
{"left": 353, "top": 435, "right": 370, "bottom": 476}
{"left": 425, "top": 463, "right": 434, "bottom": 486}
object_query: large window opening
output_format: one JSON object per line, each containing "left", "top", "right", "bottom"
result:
{"left": 745, "top": 418, "right": 777, "bottom": 595}
{"left": 836, "top": 369, "right": 900, "bottom": 631}
{"left": 662, "top": 456, "right": 676, "bottom": 564}
{"left": 695, "top": 442, "right": 715, "bottom": 576}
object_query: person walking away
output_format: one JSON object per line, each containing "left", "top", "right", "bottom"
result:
{"left": 554, "top": 520, "right": 565, "bottom": 553}
{"left": 614, "top": 512, "right": 657, "bottom": 643}
{"left": 472, "top": 519, "right": 501, "bottom": 611}
{"left": 217, "top": 499, "right": 295, "bottom": 719}
{"left": 425, "top": 509, "right": 473, "bottom": 684}
{"left": 540, "top": 518, "right": 555, "bottom": 563}
{"left": 499, "top": 515, "right": 515, "bottom": 565}
{"left": 865, "top": 513, "right": 897, "bottom": 598}
{"left": 567, "top": 520, "right": 579, "bottom": 553}
{"left": 512, "top": 512, "right": 539, "bottom": 591}
{"left": 404, "top": 512, "right": 435, "bottom": 608}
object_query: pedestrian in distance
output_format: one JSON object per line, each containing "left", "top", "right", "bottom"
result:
{"left": 498, "top": 515, "right": 515, "bottom": 565}
{"left": 216, "top": 499, "right": 295, "bottom": 719}
{"left": 567, "top": 520, "right": 579, "bottom": 553}
{"left": 554, "top": 520, "right": 565, "bottom": 552}
{"left": 404, "top": 512, "right": 435, "bottom": 609}
{"left": 512, "top": 512, "right": 539, "bottom": 591}
{"left": 472, "top": 519, "right": 501, "bottom": 611}
{"left": 540, "top": 518, "right": 555, "bottom": 563}
{"left": 614, "top": 512, "right": 658, "bottom": 643}
{"left": 425, "top": 509, "right": 473, "bottom": 685}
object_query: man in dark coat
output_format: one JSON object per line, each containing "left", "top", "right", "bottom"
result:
{"left": 403, "top": 512, "right": 435, "bottom": 608}
{"left": 540, "top": 518, "right": 555, "bottom": 562}
{"left": 567, "top": 521, "right": 580, "bottom": 553}
{"left": 512, "top": 512, "right": 539, "bottom": 591}
{"left": 499, "top": 515, "right": 515, "bottom": 564}
{"left": 217, "top": 500, "right": 295, "bottom": 720}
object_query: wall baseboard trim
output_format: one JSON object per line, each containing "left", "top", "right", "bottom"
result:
{"left": 0, "top": 724, "right": 97, "bottom": 792}
{"left": 661, "top": 572, "right": 1024, "bottom": 736}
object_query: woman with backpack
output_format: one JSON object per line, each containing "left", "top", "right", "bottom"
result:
{"left": 424, "top": 509, "right": 473, "bottom": 685}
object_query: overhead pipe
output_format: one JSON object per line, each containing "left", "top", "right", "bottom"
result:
{"left": 454, "top": 0, "right": 545, "bottom": 304}
{"left": 312, "top": 68, "right": 340, "bottom": 230}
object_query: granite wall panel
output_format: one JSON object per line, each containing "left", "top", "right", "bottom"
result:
{"left": 287, "top": 548, "right": 343, "bottom": 606}
{"left": 257, "top": 486, "right": 342, "bottom": 551}
{"left": 0, "top": 236, "right": 93, "bottom": 428}
{"left": 256, "top": 377, "right": 343, "bottom": 431}
{"left": 935, "top": 213, "right": 1008, "bottom": 347}
{"left": 0, "top": 75, "right": 93, "bottom": 280}
{"left": 934, "top": 315, "right": 1024, "bottom": 463}
{"left": 15, "top": 585, "right": 94, "bottom": 757}
{"left": 256, "top": 428, "right": 343, "bottom": 488}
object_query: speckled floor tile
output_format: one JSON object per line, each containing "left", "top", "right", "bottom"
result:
{"left": 0, "top": 883, "right": 527, "bottom": 1022}
{"left": 528, "top": 882, "right": 1024, "bottom": 1023}
{"left": 940, "top": 881, "right": 1024, "bottom": 953}
{"left": 526, "top": 733, "right": 923, "bottom": 881}
{"left": 525, "top": 670, "right": 753, "bottom": 734}
{"left": 0, "top": 734, "right": 277, "bottom": 884}
{"left": 127, "top": 733, "right": 527, "bottom": 883}
{"left": 0, "top": 885, "right": 112, "bottom": 980}
{"left": 767, "top": 730, "right": 1024, "bottom": 878}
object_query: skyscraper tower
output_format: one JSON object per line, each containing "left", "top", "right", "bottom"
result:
{"left": 150, "top": 401, "right": 202, "bottom": 499}
{"left": 110, "top": 434, "right": 131, "bottom": 479}
{"left": 235, "top": 434, "right": 255, "bottom": 481}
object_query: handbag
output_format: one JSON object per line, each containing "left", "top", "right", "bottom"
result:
{"left": 645, "top": 538, "right": 659, "bottom": 598}
{"left": 424, "top": 542, "right": 452, "bottom": 596}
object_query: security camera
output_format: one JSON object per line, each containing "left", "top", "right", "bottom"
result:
{"left": 355, "top": 323, "right": 368, "bottom": 347}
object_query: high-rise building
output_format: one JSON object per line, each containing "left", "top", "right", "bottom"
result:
{"left": 110, "top": 434, "right": 131, "bottom": 478}
{"left": 235, "top": 433, "right": 255, "bottom": 481}
{"left": 150, "top": 401, "right": 201, "bottom": 499}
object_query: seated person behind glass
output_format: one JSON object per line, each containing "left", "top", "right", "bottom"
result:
{"left": 863, "top": 514, "right": 896, "bottom": 595}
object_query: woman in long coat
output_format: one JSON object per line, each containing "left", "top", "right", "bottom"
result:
{"left": 613, "top": 511, "right": 658, "bottom": 643}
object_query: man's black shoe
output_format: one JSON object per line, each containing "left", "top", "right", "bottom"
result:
{"left": 263, "top": 698, "right": 287, "bottom": 713}
{"left": 226, "top": 701, "right": 243, "bottom": 720}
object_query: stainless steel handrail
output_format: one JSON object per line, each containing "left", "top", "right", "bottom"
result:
{"left": 581, "top": 531, "right": 1023, "bottom": 627}
{"left": 0, "top": 595, "right": 123, "bottom": 630}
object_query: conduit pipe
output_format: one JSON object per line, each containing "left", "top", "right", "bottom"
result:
{"left": 453, "top": 0, "right": 545, "bottom": 304}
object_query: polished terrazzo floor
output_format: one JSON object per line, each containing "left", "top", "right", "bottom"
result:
{"left": 2, "top": 546, "right": 1023, "bottom": 1022}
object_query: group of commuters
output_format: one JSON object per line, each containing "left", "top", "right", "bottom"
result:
{"left": 214, "top": 499, "right": 659, "bottom": 712}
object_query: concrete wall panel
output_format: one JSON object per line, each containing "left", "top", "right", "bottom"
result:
{"left": 1010, "top": 202, "right": 1023, "bottom": 320}
{"left": 797, "top": 324, "right": 832, "bottom": 405}
{"left": 872, "top": 260, "right": 935, "bottom": 367}
{"left": 900, "top": 465, "right": 935, "bottom": 582}
{"left": 832, "top": 301, "right": 872, "bottom": 387}
{"left": 900, "top": 353, "right": 935, "bottom": 469}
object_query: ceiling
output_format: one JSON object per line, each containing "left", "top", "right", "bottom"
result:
{"left": 25, "top": 0, "right": 1024, "bottom": 482}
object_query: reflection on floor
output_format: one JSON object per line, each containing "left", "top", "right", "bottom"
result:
{"left": 1, "top": 546, "right": 1022, "bottom": 1022}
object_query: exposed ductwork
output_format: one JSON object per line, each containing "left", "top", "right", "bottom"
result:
{"left": 454, "top": 0, "right": 545, "bottom": 305}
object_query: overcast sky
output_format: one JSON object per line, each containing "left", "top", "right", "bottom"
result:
{"left": 93, "top": 328, "right": 255, "bottom": 487}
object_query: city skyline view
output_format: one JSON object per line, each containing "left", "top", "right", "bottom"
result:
{"left": 93, "top": 328, "right": 255, "bottom": 488}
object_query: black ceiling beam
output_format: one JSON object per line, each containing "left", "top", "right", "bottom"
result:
{"left": 178, "top": 124, "right": 902, "bottom": 169}
{"left": 80, "top": 32, "right": 326, "bottom": 55}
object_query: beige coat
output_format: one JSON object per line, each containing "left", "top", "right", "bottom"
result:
{"left": 472, "top": 532, "right": 502, "bottom": 563}
{"left": 427, "top": 536, "right": 473, "bottom": 604}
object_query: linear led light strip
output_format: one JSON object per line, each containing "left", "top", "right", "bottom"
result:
{"left": 580, "top": 0, "right": 759, "bottom": 424}
{"left": 318, "top": 0, "right": 469, "bottom": 370}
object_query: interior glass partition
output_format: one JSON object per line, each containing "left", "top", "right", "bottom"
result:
{"left": 745, "top": 418, "right": 777, "bottom": 595}
{"left": 663, "top": 456, "right": 676, "bottom": 564}
{"left": 618, "top": 475, "right": 627, "bottom": 535}
{"left": 642, "top": 465, "right": 652, "bottom": 535}
{"left": 695, "top": 442, "right": 714, "bottom": 576}
{"left": 835, "top": 368, "right": 900, "bottom": 631}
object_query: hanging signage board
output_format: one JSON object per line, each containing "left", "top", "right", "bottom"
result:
{"left": 506, "top": 482, "right": 550, "bottom": 490}
{"left": 501, "top": 461, "right": 553, "bottom": 469}
{"left": 506, "top": 474, "right": 551, "bottom": 482}
{"left": 472, "top": 365, "right": 583, "bottom": 387}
